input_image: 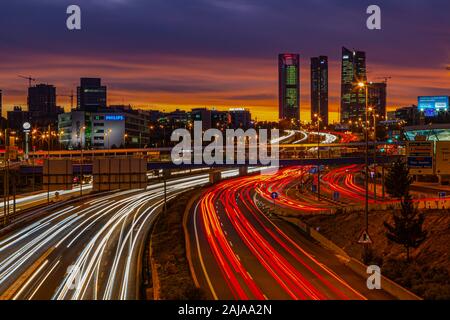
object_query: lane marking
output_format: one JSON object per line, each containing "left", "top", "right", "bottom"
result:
{"left": 0, "top": 247, "right": 54, "bottom": 300}
{"left": 193, "top": 202, "right": 218, "bottom": 300}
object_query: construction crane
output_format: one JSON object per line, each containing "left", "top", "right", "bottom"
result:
{"left": 57, "top": 90, "right": 75, "bottom": 109}
{"left": 18, "top": 75, "right": 36, "bottom": 88}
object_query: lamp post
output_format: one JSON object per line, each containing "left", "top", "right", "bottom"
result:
{"left": 314, "top": 113, "right": 321, "bottom": 200}
{"left": 123, "top": 133, "right": 128, "bottom": 148}
{"left": 358, "top": 82, "right": 370, "bottom": 236}
{"left": 45, "top": 125, "right": 51, "bottom": 204}
{"left": 80, "top": 126, "right": 86, "bottom": 197}
{"left": 107, "top": 129, "right": 112, "bottom": 149}
{"left": 59, "top": 129, "right": 64, "bottom": 150}
{"left": 3, "top": 129, "right": 9, "bottom": 226}
{"left": 370, "top": 109, "right": 378, "bottom": 201}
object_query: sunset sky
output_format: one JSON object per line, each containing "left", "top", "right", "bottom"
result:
{"left": 0, "top": 0, "right": 448, "bottom": 122}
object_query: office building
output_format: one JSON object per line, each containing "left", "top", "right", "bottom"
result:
{"left": 191, "top": 108, "right": 212, "bottom": 131}
{"left": 279, "top": 53, "right": 300, "bottom": 125}
{"left": 7, "top": 106, "right": 30, "bottom": 131}
{"left": 77, "top": 78, "right": 107, "bottom": 112}
{"left": 229, "top": 108, "right": 251, "bottom": 129}
{"left": 166, "top": 109, "right": 189, "bottom": 125}
{"left": 368, "top": 82, "right": 387, "bottom": 119}
{"left": 394, "top": 105, "right": 420, "bottom": 125}
{"left": 211, "top": 110, "right": 230, "bottom": 129}
{"left": 58, "top": 108, "right": 151, "bottom": 149}
{"left": 28, "top": 83, "right": 63, "bottom": 129}
{"left": 340, "top": 47, "right": 367, "bottom": 123}
{"left": 311, "top": 56, "right": 329, "bottom": 126}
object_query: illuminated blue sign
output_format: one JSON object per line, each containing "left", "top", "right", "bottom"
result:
{"left": 105, "top": 115, "right": 124, "bottom": 121}
{"left": 418, "top": 96, "right": 449, "bottom": 117}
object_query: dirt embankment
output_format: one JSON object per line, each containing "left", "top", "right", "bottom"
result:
{"left": 143, "top": 190, "right": 206, "bottom": 300}
{"left": 300, "top": 209, "right": 450, "bottom": 299}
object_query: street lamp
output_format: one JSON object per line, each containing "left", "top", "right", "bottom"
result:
{"left": 46, "top": 125, "right": 51, "bottom": 204}
{"left": 124, "top": 133, "right": 128, "bottom": 148}
{"left": 368, "top": 107, "right": 378, "bottom": 201}
{"left": 80, "top": 126, "right": 86, "bottom": 197}
{"left": 104, "top": 129, "right": 112, "bottom": 150}
{"left": 358, "top": 81, "right": 370, "bottom": 241}
{"left": 313, "top": 113, "right": 321, "bottom": 200}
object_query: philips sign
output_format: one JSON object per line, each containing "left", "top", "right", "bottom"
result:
{"left": 105, "top": 115, "right": 125, "bottom": 121}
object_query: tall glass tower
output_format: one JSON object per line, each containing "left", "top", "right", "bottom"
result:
{"left": 311, "top": 56, "right": 329, "bottom": 126}
{"left": 340, "top": 47, "right": 367, "bottom": 124}
{"left": 279, "top": 54, "right": 300, "bottom": 126}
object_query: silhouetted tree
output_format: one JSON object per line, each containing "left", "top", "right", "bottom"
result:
{"left": 384, "top": 160, "right": 427, "bottom": 261}
{"left": 384, "top": 159, "right": 413, "bottom": 199}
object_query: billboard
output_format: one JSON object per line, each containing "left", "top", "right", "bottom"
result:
{"left": 436, "top": 141, "right": 450, "bottom": 175}
{"left": 406, "top": 141, "right": 435, "bottom": 175}
{"left": 43, "top": 159, "right": 73, "bottom": 191}
{"left": 418, "top": 96, "right": 449, "bottom": 117}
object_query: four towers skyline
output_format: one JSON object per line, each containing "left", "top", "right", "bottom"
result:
{"left": 279, "top": 46, "right": 387, "bottom": 126}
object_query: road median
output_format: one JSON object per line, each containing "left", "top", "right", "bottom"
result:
{"left": 144, "top": 189, "right": 206, "bottom": 300}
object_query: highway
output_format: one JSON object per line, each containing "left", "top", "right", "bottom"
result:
{"left": 187, "top": 171, "right": 394, "bottom": 300}
{"left": 0, "top": 172, "right": 244, "bottom": 300}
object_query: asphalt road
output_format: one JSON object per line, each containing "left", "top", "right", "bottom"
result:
{"left": 187, "top": 172, "right": 395, "bottom": 300}
{"left": 0, "top": 173, "right": 220, "bottom": 300}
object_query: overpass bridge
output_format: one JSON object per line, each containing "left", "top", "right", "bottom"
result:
{"left": 3, "top": 141, "right": 405, "bottom": 174}
{"left": 15, "top": 155, "right": 403, "bottom": 174}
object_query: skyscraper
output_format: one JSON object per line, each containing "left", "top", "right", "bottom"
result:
{"left": 77, "top": 78, "right": 107, "bottom": 112}
{"left": 340, "top": 47, "right": 367, "bottom": 124}
{"left": 368, "top": 82, "right": 387, "bottom": 120}
{"left": 310, "top": 56, "right": 329, "bottom": 126}
{"left": 279, "top": 54, "right": 300, "bottom": 125}
{"left": 28, "top": 83, "right": 62, "bottom": 128}
{"left": 28, "top": 84, "right": 57, "bottom": 114}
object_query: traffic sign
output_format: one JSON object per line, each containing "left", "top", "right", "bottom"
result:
{"left": 407, "top": 156, "right": 433, "bottom": 168}
{"left": 271, "top": 192, "right": 278, "bottom": 200}
{"left": 358, "top": 230, "right": 373, "bottom": 244}
{"left": 407, "top": 141, "right": 434, "bottom": 175}
{"left": 309, "top": 167, "right": 318, "bottom": 174}
{"left": 436, "top": 141, "right": 450, "bottom": 175}
{"left": 333, "top": 191, "right": 340, "bottom": 201}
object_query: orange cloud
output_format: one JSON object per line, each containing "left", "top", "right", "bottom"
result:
{"left": 0, "top": 53, "right": 448, "bottom": 122}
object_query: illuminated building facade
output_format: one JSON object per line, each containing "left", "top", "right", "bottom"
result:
{"left": 340, "top": 47, "right": 367, "bottom": 124}
{"left": 279, "top": 53, "right": 300, "bottom": 126}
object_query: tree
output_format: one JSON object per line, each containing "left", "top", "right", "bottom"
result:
{"left": 384, "top": 159, "right": 413, "bottom": 199}
{"left": 384, "top": 194, "right": 427, "bottom": 261}
{"left": 384, "top": 160, "right": 427, "bottom": 261}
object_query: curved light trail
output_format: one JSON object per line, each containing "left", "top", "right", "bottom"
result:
{"left": 191, "top": 170, "right": 375, "bottom": 300}
{"left": 0, "top": 171, "right": 245, "bottom": 300}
